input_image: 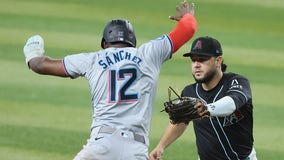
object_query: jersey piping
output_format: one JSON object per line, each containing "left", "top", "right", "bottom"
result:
{"left": 62, "top": 59, "right": 74, "bottom": 79}
{"left": 195, "top": 83, "right": 240, "bottom": 160}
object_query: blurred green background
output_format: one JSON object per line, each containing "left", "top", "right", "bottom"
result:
{"left": 1, "top": 0, "right": 284, "bottom": 159}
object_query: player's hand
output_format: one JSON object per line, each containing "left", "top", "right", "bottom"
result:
{"left": 169, "top": 1, "right": 195, "bottom": 21}
{"left": 194, "top": 101, "right": 210, "bottom": 118}
{"left": 23, "top": 35, "right": 45, "bottom": 64}
{"left": 149, "top": 147, "right": 164, "bottom": 160}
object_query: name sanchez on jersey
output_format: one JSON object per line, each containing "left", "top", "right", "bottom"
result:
{"left": 98, "top": 50, "right": 142, "bottom": 69}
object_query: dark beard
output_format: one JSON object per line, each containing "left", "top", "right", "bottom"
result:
{"left": 193, "top": 69, "right": 217, "bottom": 83}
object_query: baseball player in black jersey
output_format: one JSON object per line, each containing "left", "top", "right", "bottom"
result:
{"left": 150, "top": 36, "right": 257, "bottom": 160}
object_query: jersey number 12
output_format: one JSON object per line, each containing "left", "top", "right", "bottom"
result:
{"left": 109, "top": 68, "right": 138, "bottom": 102}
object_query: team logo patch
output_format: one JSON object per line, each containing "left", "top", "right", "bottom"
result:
{"left": 155, "top": 35, "right": 166, "bottom": 40}
{"left": 118, "top": 31, "right": 124, "bottom": 36}
{"left": 223, "top": 110, "right": 244, "bottom": 127}
{"left": 193, "top": 40, "right": 202, "bottom": 50}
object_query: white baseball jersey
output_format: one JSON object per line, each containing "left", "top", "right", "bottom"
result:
{"left": 63, "top": 35, "right": 173, "bottom": 145}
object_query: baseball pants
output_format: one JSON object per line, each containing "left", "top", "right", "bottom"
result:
{"left": 73, "top": 126, "right": 148, "bottom": 160}
{"left": 197, "top": 147, "right": 257, "bottom": 160}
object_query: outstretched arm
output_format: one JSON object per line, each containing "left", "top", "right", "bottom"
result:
{"left": 28, "top": 57, "right": 68, "bottom": 77}
{"left": 23, "top": 35, "right": 69, "bottom": 77}
{"left": 149, "top": 122, "right": 188, "bottom": 160}
{"left": 168, "top": 1, "right": 197, "bottom": 53}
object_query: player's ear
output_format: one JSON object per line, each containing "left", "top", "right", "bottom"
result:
{"left": 216, "top": 56, "right": 223, "bottom": 64}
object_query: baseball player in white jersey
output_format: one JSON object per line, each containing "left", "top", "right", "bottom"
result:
{"left": 23, "top": 1, "right": 197, "bottom": 159}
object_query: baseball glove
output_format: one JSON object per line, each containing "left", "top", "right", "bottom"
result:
{"left": 162, "top": 86, "right": 210, "bottom": 124}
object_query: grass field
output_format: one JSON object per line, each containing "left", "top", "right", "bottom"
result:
{"left": 1, "top": 0, "right": 284, "bottom": 159}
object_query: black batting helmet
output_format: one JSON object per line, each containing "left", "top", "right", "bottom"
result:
{"left": 101, "top": 18, "right": 136, "bottom": 48}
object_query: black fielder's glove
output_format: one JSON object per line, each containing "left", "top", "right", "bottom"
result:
{"left": 162, "top": 86, "right": 210, "bottom": 124}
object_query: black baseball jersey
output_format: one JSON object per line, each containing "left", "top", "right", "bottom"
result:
{"left": 181, "top": 73, "right": 254, "bottom": 160}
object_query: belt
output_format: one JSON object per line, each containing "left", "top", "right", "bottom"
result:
{"left": 98, "top": 126, "right": 145, "bottom": 144}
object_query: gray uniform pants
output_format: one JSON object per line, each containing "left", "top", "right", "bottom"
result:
{"left": 73, "top": 126, "right": 148, "bottom": 160}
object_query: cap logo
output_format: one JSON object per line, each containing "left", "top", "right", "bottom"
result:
{"left": 193, "top": 40, "right": 202, "bottom": 50}
{"left": 118, "top": 31, "right": 124, "bottom": 36}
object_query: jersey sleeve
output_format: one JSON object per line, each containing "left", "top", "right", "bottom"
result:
{"left": 226, "top": 75, "right": 252, "bottom": 110}
{"left": 63, "top": 53, "right": 92, "bottom": 79}
{"left": 138, "top": 35, "right": 173, "bottom": 69}
{"left": 168, "top": 14, "right": 197, "bottom": 53}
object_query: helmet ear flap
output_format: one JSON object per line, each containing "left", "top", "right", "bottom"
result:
{"left": 101, "top": 38, "right": 106, "bottom": 49}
